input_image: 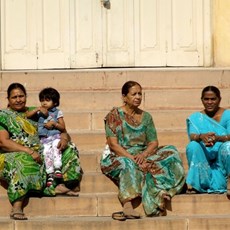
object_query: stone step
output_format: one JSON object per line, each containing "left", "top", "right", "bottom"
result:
{"left": 1, "top": 215, "right": 230, "bottom": 230}
{"left": 53, "top": 110, "right": 193, "bottom": 133}
{"left": 70, "top": 131, "right": 189, "bottom": 151}
{"left": 1, "top": 88, "right": 230, "bottom": 113}
{"left": 0, "top": 193, "right": 229, "bottom": 218}
{"left": 1, "top": 68, "right": 230, "bottom": 91}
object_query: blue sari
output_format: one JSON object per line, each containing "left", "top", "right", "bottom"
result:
{"left": 186, "top": 110, "right": 230, "bottom": 193}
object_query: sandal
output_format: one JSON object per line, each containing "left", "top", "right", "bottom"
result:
{"left": 54, "top": 168, "right": 63, "bottom": 179}
{"left": 10, "top": 210, "right": 28, "bottom": 220}
{"left": 112, "top": 211, "right": 126, "bottom": 221}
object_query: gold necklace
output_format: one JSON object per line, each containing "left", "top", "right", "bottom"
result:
{"left": 124, "top": 112, "right": 140, "bottom": 126}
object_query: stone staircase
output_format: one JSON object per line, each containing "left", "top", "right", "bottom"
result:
{"left": 0, "top": 68, "right": 230, "bottom": 230}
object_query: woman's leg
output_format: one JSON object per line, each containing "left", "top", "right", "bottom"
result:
{"left": 101, "top": 155, "right": 142, "bottom": 217}
{"left": 10, "top": 199, "right": 27, "bottom": 220}
{"left": 186, "top": 141, "right": 211, "bottom": 192}
{"left": 122, "top": 200, "right": 140, "bottom": 218}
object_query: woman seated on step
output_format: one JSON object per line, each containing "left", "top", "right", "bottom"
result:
{"left": 186, "top": 85, "right": 230, "bottom": 195}
{"left": 0, "top": 83, "right": 82, "bottom": 220}
{"left": 100, "top": 80, "right": 185, "bottom": 220}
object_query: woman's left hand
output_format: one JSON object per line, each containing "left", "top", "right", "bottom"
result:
{"left": 57, "top": 138, "right": 68, "bottom": 151}
{"left": 134, "top": 153, "right": 146, "bottom": 165}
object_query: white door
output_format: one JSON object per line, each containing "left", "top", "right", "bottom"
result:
{"left": 1, "top": 0, "right": 37, "bottom": 69}
{"left": 134, "top": 0, "right": 167, "bottom": 66}
{"left": 36, "top": 0, "right": 70, "bottom": 69}
{"left": 70, "top": 0, "right": 102, "bottom": 68}
{"left": 166, "top": 0, "right": 206, "bottom": 66}
{"left": 1, "top": 0, "right": 70, "bottom": 70}
{"left": 0, "top": 0, "right": 211, "bottom": 69}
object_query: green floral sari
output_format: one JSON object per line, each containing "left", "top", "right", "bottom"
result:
{"left": 0, "top": 108, "right": 82, "bottom": 203}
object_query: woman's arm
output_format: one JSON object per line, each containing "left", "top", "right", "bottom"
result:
{"left": 57, "top": 132, "right": 71, "bottom": 151}
{"left": 134, "top": 140, "right": 159, "bottom": 165}
{"left": 0, "top": 130, "right": 42, "bottom": 164}
{"left": 107, "top": 136, "right": 134, "bottom": 160}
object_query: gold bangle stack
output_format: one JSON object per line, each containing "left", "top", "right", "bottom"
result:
{"left": 193, "top": 134, "right": 201, "bottom": 141}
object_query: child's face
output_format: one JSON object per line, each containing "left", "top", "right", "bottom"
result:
{"left": 40, "top": 98, "right": 55, "bottom": 110}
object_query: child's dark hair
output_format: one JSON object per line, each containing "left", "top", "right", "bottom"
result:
{"left": 39, "top": 87, "right": 60, "bottom": 107}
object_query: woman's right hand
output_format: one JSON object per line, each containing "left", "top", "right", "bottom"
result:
{"left": 200, "top": 132, "right": 215, "bottom": 146}
{"left": 31, "top": 151, "right": 43, "bottom": 165}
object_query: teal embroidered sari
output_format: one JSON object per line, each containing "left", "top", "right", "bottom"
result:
{"left": 186, "top": 110, "right": 230, "bottom": 193}
{"left": 100, "top": 107, "right": 185, "bottom": 216}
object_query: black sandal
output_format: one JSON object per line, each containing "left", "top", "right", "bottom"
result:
{"left": 112, "top": 211, "right": 126, "bottom": 221}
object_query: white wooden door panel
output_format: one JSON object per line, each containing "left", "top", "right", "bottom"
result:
{"left": 36, "top": 0, "right": 70, "bottom": 69}
{"left": 102, "top": 0, "right": 134, "bottom": 67}
{"left": 134, "top": 0, "right": 166, "bottom": 66}
{"left": 1, "top": 0, "right": 37, "bottom": 69}
{"left": 166, "top": 0, "right": 204, "bottom": 66}
{"left": 71, "top": 0, "right": 102, "bottom": 68}
{"left": 0, "top": 0, "right": 211, "bottom": 69}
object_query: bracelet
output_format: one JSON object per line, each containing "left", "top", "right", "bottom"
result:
{"left": 225, "top": 135, "right": 228, "bottom": 142}
{"left": 193, "top": 134, "right": 201, "bottom": 141}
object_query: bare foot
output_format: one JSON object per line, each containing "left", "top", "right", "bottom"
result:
{"left": 55, "top": 184, "right": 79, "bottom": 196}
{"left": 66, "top": 190, "right": 79, "bottom": 196}
{"left": 55, "top": 184, "right": 71, "bottom": 194}
{"left": 162, "top": 193, "right": 171, "bottom": 201}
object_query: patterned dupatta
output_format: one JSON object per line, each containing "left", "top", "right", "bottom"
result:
{"left": 0, "top": 109, "right": 42, "bottom": 153}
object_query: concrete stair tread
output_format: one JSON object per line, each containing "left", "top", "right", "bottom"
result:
{"left": 1, "top": 215, "right": 230, "bottom": 230}
{"left": 0, "top": 192, "right": 230, "bottom": 217}
{"left": 71, "top": 131, "right": 189, "bottom": 151}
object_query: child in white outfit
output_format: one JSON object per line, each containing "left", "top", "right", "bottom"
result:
{"left": 26, "top": 87, "right": 66, "bottom": 187}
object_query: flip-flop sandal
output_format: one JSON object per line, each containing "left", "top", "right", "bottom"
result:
{"left": 10, "top": 212, "right": 28, "bottom": 220}
{"left": 124, "top": 214, "right": 141, "bottom": 219}
{"left": 112, "top": 211, "right": 126, "bottom": 221}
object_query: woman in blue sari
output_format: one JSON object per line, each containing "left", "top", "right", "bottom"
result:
{"left": 100, "top": 81, "right": 185, "bottom": 220}
{"left": 186, "top": 85, "right": 230, "bottom": 194}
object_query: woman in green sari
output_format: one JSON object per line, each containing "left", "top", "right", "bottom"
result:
{"left": 0, "top": 83, "right": 82, "bottom": 220}
{"left": 100, "top": 81, "right": 185, "bottom": 219}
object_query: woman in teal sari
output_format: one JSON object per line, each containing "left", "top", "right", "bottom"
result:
{"left": 186, "top": 85, "right": 230, "bottom": 194}
{"left": 100, "top": 81, "right": 185, "bottom": 219}
{"left": 0, "top": 83, "right": 82, "bottom": 220}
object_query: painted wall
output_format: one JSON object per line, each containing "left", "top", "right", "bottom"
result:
{"left": 213, "top": 0, "right": 230, "bottom": 66}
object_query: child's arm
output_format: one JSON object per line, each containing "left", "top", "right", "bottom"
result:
{"left": 26, "top": 107, "right": 48, "bottom": 119}
{"left": 54, "top": 117, "right": 66, "bottom": 132}
{"left": 25, "top": 107, "right": 41, "bottom": 119}
{"left": 44, "top": 117, "right": 66, "bottom": 132}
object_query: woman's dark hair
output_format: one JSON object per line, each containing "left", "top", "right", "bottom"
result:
{"left": 121, "top": 81, "right": 142, "bottom": 96}
{"left": 39, "top": 87, "right": 60, "bottom": 106}
{"left": 7, "top": 83, "right": 27, "bottom": 98}
{"left": 201, "top": 86, "right": 221, "bottom": 99}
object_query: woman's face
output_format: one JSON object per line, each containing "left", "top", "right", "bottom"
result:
{"left": 201, "top": 90, "right": 221, "bottom": 113}
{"left": 123, "top": 84, "right": 142, "bottom": 108}
{"left": 8, "top": 88, "right": 27, "bottom": 112}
